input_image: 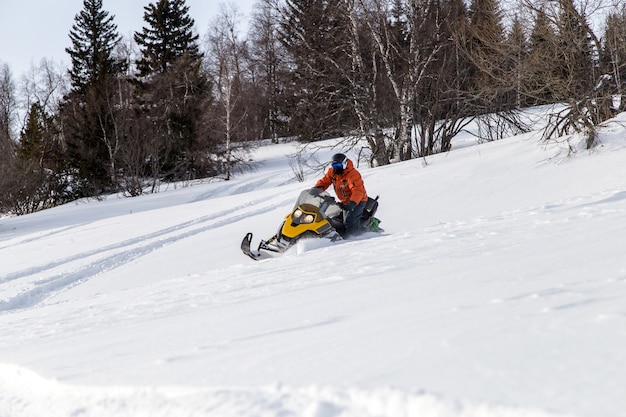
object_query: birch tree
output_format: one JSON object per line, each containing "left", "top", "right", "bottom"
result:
{"left": 360, "top": 0, "right": 455, "bottom": 160}
{"left": 205, "top": 4, "right": 248, "bottom": 180}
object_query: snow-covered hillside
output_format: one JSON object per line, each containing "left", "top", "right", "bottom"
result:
{"left": 1, "top": 110, "right": 626, "bottom": 417}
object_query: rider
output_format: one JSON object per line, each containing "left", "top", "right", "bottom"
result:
{"left": 313, "top": 153, "right": 368, "bottom": 237}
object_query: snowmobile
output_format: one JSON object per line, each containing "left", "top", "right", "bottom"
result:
{"left": 241, "top": 188, "right": 383, "bottom": 260}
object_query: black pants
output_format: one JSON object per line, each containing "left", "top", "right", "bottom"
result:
{"left": 345, "top": 201, "right": 366, "bottom": 237}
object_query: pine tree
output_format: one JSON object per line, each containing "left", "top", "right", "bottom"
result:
{"left": 134, "top": 0, "right": 201, "bottom": 77}
{"left": 277, "top": 0, "right": 354, "bottom": 142}
{"left": 133, "top": 0, "right": 208, "bottom": 182}
{"left": 18, "top": 101, "right": 63, "bottom": 167}
{"left": 65, "top": 0, "right": 122, "bottom": 93}
{"left": 527, "top": 6, "right": 557, "bottom": 104}
{"left": 602, "top": 5, "right": 626, "bottom": 110}
{"left": 529, "top": 6, "right": 554, "bottom": 54}
{"left": 554, "top": 0, "right": 594, "bottom": 97}
{"left": 538, "top": 0, "right": 606, "bottom": 146}
{"left": 466, "top": 0, "right": 507, "bottom": 102}
{"left": 506, "top": 15, "right": 528, "bottom": 107}
{"left": 468, "top": 0, "right": 505, "bottom": 40}
{"left": 61, "top": 0, "right": 125, "bottom": 194}
{"left": 507, "top": 17, "right": 528, "bottom": 64}
{"left": 18, "top": 103, "right": 48, "bottom": 163}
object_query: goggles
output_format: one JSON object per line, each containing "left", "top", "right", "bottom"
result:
{"left": 331, "top": 161, "right": 346, "bottom": 170}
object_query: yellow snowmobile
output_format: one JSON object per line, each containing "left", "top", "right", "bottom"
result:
{"left": 241, "top": 188, "right": 382, "bottom": 260}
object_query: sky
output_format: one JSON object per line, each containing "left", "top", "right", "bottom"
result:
{"left": 1, "top": 106, "right": 626, "bottom": 417}
{"left": 0, "top": 0, "right": 256, "bottom": 80}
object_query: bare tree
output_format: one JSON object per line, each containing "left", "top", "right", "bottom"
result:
{"left": 342, "top": 0, "right": 392, "bottom": 166}
{"left": 205, "top": 3, "right": 248, "bottom": 180}
{"left": 522, "top": 0, "right": 610, "bottom": 148}
{"left": 359, "top": 0, "right": 421, "bottom": 161}
{"left": 0, "top": 63, "right": 16, "bottom": 146}
{"left": 0, "top": 63, "right": 17, "bottom": 212}
{"left": 412, "top": 0, "right": 476, "bottom": 154}
{"left": 360, "top": 0, "right": 472, "bottom": 160}
{"left": 602, "top": 2, "right": 626, "bottom": 112}
{"left": 1, "top": 62, "right": 73, "bottom": 214}
{"left": 19, "top": 59, "right": 68, "bottom": 128}
{"left": 249, "top": 0, "right": 284, "bottom": 144}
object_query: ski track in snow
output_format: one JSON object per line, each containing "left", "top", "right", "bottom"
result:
{"left": 0, "top": 222, "right": 93, "bottom": 250}
{"left": 0, "top": 194, "right": 292, "bottom": 312}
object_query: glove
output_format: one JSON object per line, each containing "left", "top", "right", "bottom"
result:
{"left": 309, "top": 187, "right": 324, "bottom": 196}
{"left": 344, "top": 201, "right": 356, "bottom": 212}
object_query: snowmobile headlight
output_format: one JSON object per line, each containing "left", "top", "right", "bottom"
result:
{"left": 293, "top": 209, "right": 303, "bottom": 218}
{"left": 303, "top": 214, "right": 314, "bottom": 223}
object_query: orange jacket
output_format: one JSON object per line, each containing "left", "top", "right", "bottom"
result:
{"left": 315, "top": 158, "right": 368, "bottom": 205}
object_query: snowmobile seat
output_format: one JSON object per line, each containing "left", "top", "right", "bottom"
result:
{"left": 361, "top": 196, "right": 379, "bottom": 220}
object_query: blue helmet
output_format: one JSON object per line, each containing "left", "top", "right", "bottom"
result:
{"left": 331, "top": 153, "right": 347, "bottom": 174}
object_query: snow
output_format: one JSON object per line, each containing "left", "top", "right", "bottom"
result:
{"left": 1, "top": 108, "right": 626, "bottom": 417}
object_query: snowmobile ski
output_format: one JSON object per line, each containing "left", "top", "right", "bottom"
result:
{"left": 241, "top": 232, "right": 261, "bottom": 260}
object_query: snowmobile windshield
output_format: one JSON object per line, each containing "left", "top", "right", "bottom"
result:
{"left": 294, "top": 189, "right": 342, "bottom": 219}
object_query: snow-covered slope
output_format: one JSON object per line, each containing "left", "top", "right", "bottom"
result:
{"left": 1, "top": 111, "right": 626, "bottom": 417}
